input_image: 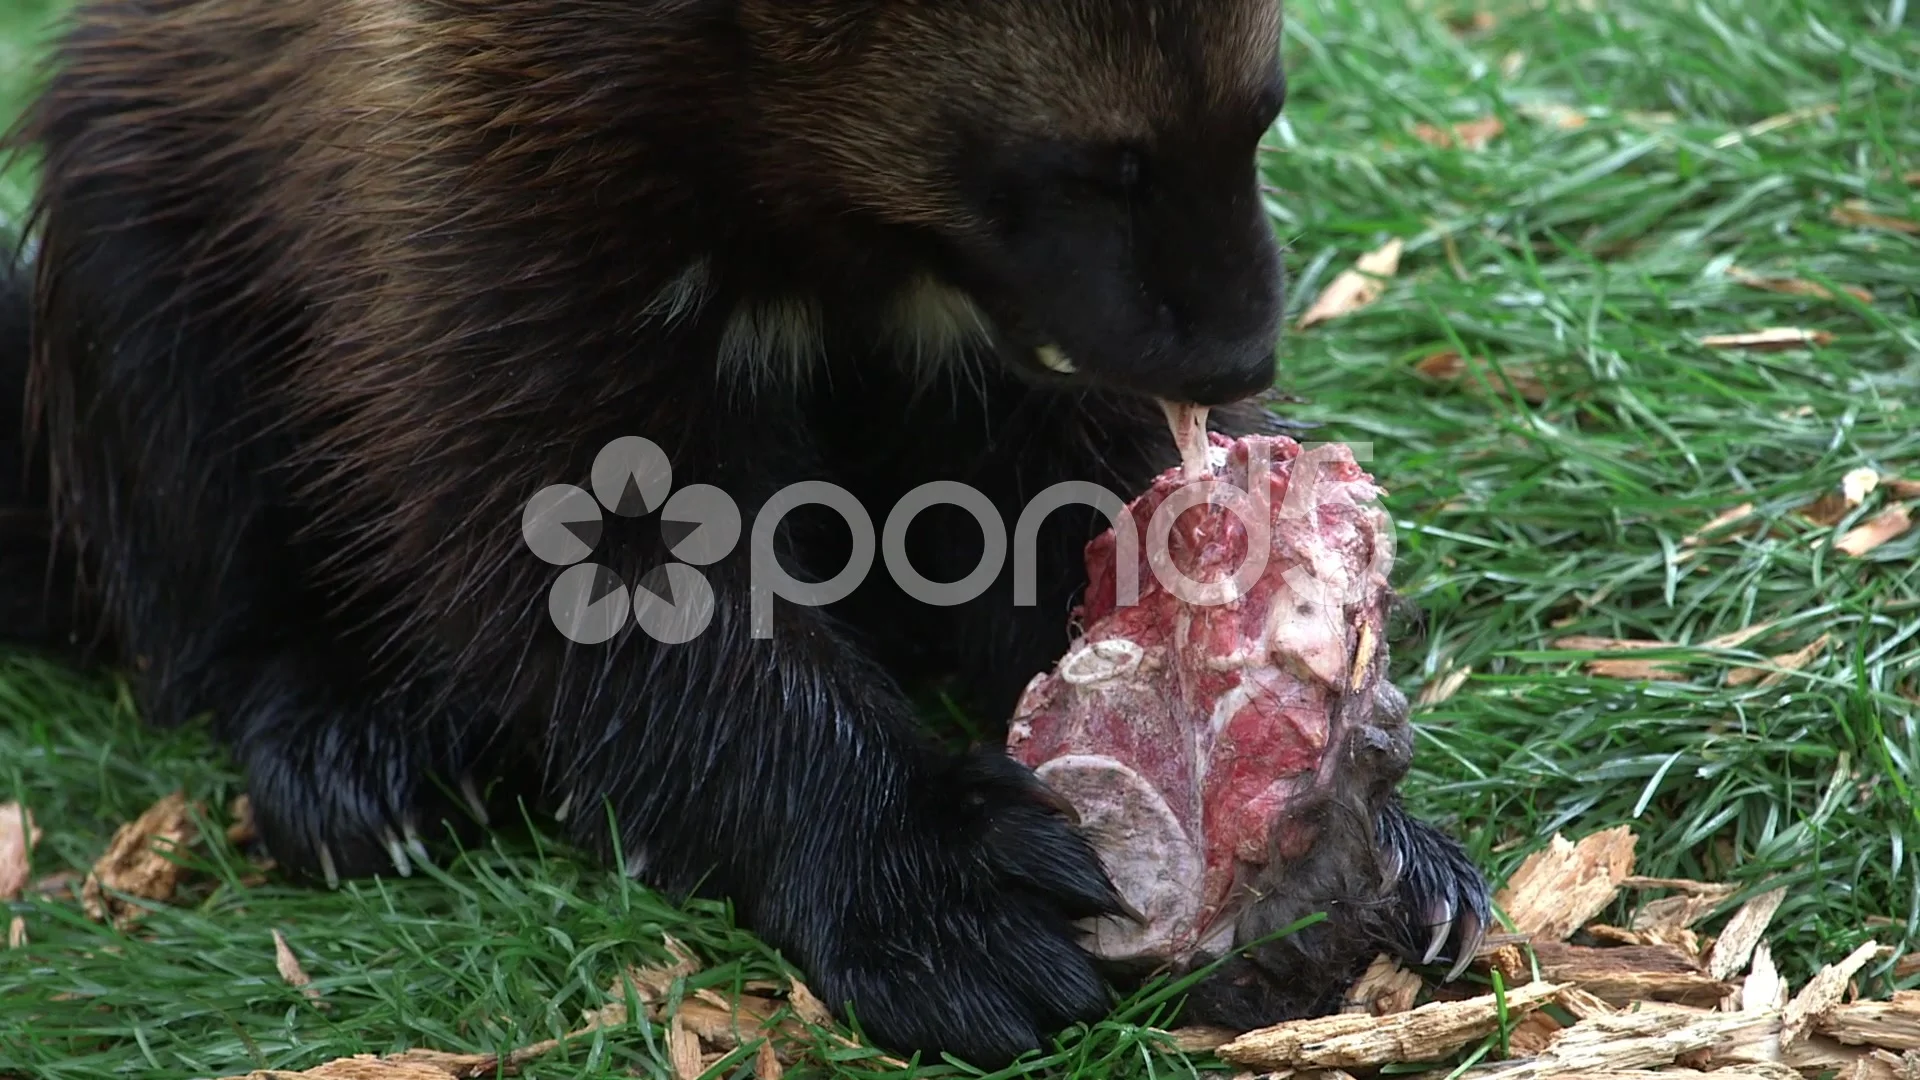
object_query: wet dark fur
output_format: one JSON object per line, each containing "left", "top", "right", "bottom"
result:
{"left": 4, "top": 0, "right": 1487, "bottom": 1064}
{"left": 1181, "top": 682, "right": 1490, "bottom": 1029}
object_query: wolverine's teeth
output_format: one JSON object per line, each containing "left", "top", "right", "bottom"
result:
{"left": 1036, "top": 345, "right": 1078, "bottom": 375}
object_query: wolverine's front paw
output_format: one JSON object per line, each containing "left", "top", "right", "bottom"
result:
{"left": 230, "top": 692, "right": 502, "bottom": 886}
{"left": 797, "top": 750, "right": 1123, "bottom": 1067}
{"left": 1375, "top": 800, "right": 1491, "bottom": 979}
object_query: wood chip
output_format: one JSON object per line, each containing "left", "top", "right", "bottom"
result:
{"left": 380, "top": 1049, "right": 505, "bottom": 1077}
{"left": 1817, "top": 991, "right": 1920, "bottom": 1051}
{"left": 1473, "top": 1004, "right": 1762, "bottom": 1079}
{"left": 228, "top": 795, "right": 258, "bottom": 847}
{"left": 82, "top": 791, "right": 201, "bottom": 928}
{"left": 0, "top": 801, "right": 39, "bottom": 902}
{"left": 273, "top": 928, "right": 325, "bottom": 1006}
{"left": 1217, "top": 981, "right": 1565, "bottom": 1069}
{"left": 1728, "top": 635, "right": 1832, "bottom": 689}
{"left": 1700, "top": 328, "right": 1835, "bottom": 351}
{"left": 1509, "top": 1010, "right": 1566, "bottom": 1056}
{"left": 1799, "top": 469, "right": 1891, "bottom": 528}
{"left": 1529, "top": 942, "right": 1733, "bottom": 1008}
{"left": 1783, "top": 941, "right": 1881, "bottom": 1046}
{"left": 1710, "top": 1013, "right": 1896, "bottom": 1075}
{"left": 1708, "top": 888, "right": 1789, "bottom": 981}
{"left": 371, "top": 998, "right": 640, "bottom": 1079}
{"left": 1298, "top": 239, "right": 1404, "bottom": 329}
{"left": 1588, "top": 924, "right": 1648, "bottom": 946}
{"left": 1623, "top": 877, "right": 1736, "bottom": 894}
{"left": 1848, "top": 1049, "right": 1920, "bottom": 1080}
{"left": 1487, "top": 943, "right": 1534, "bottom": 986}
{"left": 677, "top": 996, "right": 800, "bottom": 1053}
{"left": 786, "top": 979, "right": 834, "bottom": 1028}
{"left": 1700, "top": 1067, "right": 1812, "bottom": 1080}
{"left": 1557, "top": 986, "right": 1622, "bottom": 1021}
{"left": 1167, "top": 1027, "right": 1239, "bottom": 1053}
{"left": 754, "top": 1037, "right": 784, "bottom": 1080}
{"left": 669, "top": 1013, "right": 706, "bottom": 1080}
{"left": 1692, "top": 1001, "right": 1915, "bottom": 1077}
{"left": 1833, "top": 201, "right": 1920, "bottom": 235}
{"left": 1728, "top": 266, "right": 1874, "bottom": 305}
{"left": 1704, "top": 623, "right": 1781, "bottom": 651}
{"left": 1683, "top": 504, "right": 1758, "bottom": 547}
{"left": 1345, "top": 953, "right": 1425, "bottom": 1016}
{"left": 1802, "top": 491, "right": 1857, "bottom": 528}
{"left": 1413, "top": 117, "right": 1505, "bottom": 151}
{"left": 1845, "top": 468, "right": 1883, "bottom": 505}
{"left": 1883, "top": 477, "right": 1920, "bottom": 500}
{"left": 222, "top": 1058, "right": 474, "bottom": 1080}
{"left": 1550, "top": 1066, "right": 1808, "bottom": 1080}
{"left": 31, "top": 870, "right": 82, "bottom": 898}
{"left": 1496, "top": 827, "right": 1638, "bottom": 940}
{"left": 1634, "top": 885, "right": 1736, "bottom": 934}
{"left": 1593, "top": 922, "right": 1707, "bottom": 960}
{"left": 1519, "top": 103, "right": 1590, "bottom": 130}
{"left": 1553, "top": 637, "right": 1691, "bottom": 682}
{"left": 1743, "top": 942, "right": 1789, "bottom": 1014}
{"left": 609, "top": 934, "right": 704, "bottom": 1005}
{"left": 1835, "top": 505, "right": 1914, "bottom": 557}
{"left": 7, "top": 914, "right": 24, "bottom": 949}
{"left": 1446, "top": 11, "right": 1498, "bottom": 35}
{"left": 1413, "top": 350, "right": 1550, "bottom": 403}
{"left": 1418, "top": 665, "right": 1473, "bottom": 708}
{"left": 1712, "top": 103, "right": 1838, "bottom": 149}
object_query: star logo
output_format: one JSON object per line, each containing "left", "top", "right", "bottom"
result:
{"left": 521, "top": 437, "right": 741, "bottom": 644}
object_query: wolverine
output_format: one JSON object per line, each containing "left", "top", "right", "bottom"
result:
{"left": 3, "top": 0, "right": 1488, "bottom": 1065}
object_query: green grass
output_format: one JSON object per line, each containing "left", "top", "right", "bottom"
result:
{"left": 3, "top": 0, "right": 1919, "bottom": 1077}
{"left": 0, "top": 0, "right": 59, "bottom": 226}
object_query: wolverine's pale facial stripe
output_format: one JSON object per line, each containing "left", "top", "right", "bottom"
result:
{"left": 707, "top": 272, "right": 997, "bottom": 396}
{"left": 882, "top": 275, "right": 995, "bottom": 369}
{"left": 640, "top": 259, "right": 715, "bottom": 328}
{"left": 718, "top": 294, "right": 826, "bottom": 391}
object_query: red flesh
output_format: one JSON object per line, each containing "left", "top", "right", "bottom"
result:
{"left": 1005, "top": 431, "right": 1395, "bottom": 965}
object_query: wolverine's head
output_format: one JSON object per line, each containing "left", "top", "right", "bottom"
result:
{"left": 740, "top": 0, "right": 1287, "bottom": 407}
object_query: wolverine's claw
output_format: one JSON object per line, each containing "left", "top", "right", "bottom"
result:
{"left": 1110, "top": 890, "right": 1150, "bottom": 927}
{"left": 460, "top": 775, "right": 490, "bottom": 826}
{"left": 382, "top": 827, "right": 413, "bottom": 877}
{"left": 1422, "top": 900, "right": 1455, "bottom": 965}
{"left": 318, "top": 844, "right": 341, "bottom": 890}
{"left": 1025, "top": 779, "right": 1082, "bottom": 826}
{"left": 1378, "top": 842, "right": 1404, "bottom": 890}
{"left": 402, "top": 823, "right": 432, "bottom": 867}
{"left": 1446, "top": 906, "right": 1486, "bottom": 982}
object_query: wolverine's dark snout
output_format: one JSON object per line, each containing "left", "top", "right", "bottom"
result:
{"left": 1138, "top": 175, "right": 1287, "bottom": 405}
{"left": 949, "top": 135, "right": 1287, "bottom": 406}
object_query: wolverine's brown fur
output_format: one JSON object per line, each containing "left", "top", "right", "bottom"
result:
{"left": 7, "top": 0, "right": 1488, "bottom": 1066}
